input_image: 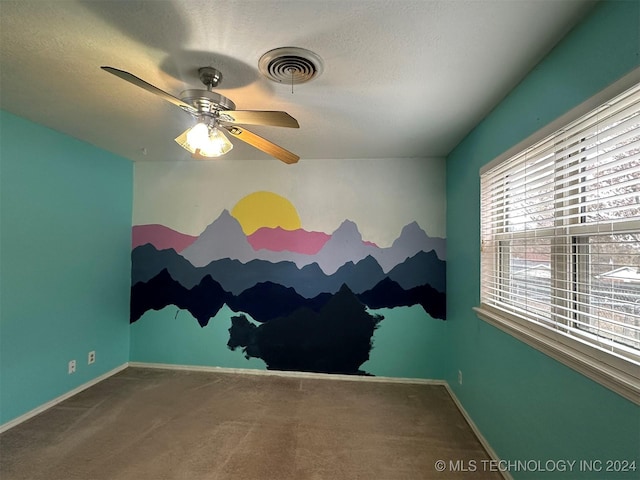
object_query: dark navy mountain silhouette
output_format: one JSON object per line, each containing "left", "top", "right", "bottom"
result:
{"left": 328, "top": 255, "right": 386, "bottom": 294}
{"left": 130, "top": 269, "right": 228, "bottom": 327}
{"left": 357, "top": 277, "right": 446, "bottom": 320}
{"left": 387, "top": 249, "right": 446, "bottom": 293}
{"left": 409, "top": 284, "right": 447, "bottom": 319}
{"left": 131, "top": 265, "right": 446, "bottom": 326}
{"left": 227, "top": 282, "right": 332, "bottom": 323}
{"left": 227, "top": 284, "right": 383, "bottom": 374}
{"left": 131, "top": 269, "right": 330, "bottom": 325}
{"left": 132, "top": 244, "right": 444, "bottom": 300}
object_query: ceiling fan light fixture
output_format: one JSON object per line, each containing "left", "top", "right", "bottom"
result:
{"left": 177, "top": 119, "right": 233, "bottom": 158}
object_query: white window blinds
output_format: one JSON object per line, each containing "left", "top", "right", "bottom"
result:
{"left": 480, "top": 82, "right": 640, "bottom": 370}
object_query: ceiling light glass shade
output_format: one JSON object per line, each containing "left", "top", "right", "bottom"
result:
{"left": 175, "top": 121, "right": 233, "bottom": 158}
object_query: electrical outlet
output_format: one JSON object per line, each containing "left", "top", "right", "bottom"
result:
{"left": 458, "top": 370, "right": 463, "bottom": 385}
{"left": 88, "top": 351, "right": 96, "bottom": 364}
{"left": 68, "top": 360, "right": 76, "bottom": 374}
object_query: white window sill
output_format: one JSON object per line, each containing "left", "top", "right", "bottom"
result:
{"left": 474, "top": 304, "right": 640, "bottom": 405}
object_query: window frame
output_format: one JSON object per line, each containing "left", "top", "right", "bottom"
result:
{"left": 475, "top": 67, "right": 640, "bottom": 406}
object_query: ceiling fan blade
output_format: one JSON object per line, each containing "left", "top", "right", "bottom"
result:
{"left": 219, "top": 110, "right": 299, "bottom": 128}
{"left": 225, "top": 126, "right": 299, "bottom": 164}
{"left": 101, "top": 66, "right": 197, "bottom": 114}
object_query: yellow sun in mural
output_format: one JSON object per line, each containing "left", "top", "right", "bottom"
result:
{"left": 231, "top": 191, "right": 302, "bottom": 235}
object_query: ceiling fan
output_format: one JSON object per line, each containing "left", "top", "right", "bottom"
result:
{"left": 101, "top": 66, "right": 300, "bottom": 164}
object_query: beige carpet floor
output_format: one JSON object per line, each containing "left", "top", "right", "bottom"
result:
{"left": 0, "top": 367, "right": 503, "bottom": 479}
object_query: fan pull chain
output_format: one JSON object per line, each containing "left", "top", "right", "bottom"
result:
{"left": 288, "top": 67, "right": 294, "bottom": 94}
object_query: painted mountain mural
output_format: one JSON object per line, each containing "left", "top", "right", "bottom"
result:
{"left": 131, "top": 192, "right": 446, "bottom": 376}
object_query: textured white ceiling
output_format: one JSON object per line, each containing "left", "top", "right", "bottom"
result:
{"left": 0, "top": 0, "right": 596, "bottom": 163}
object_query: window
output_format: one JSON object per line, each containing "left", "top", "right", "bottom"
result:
{"left": 476, "top": 74, "right": 640, "bottom": 404}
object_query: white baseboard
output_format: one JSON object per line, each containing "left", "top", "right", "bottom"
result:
{"left": 127, "top": 361, "right": 446, "bottom": 385}
{"left": 0, "top": 363, "right": 128, "bottom": 434}
{"left": 443, "top": 384, "right": 513, "bottom": 480}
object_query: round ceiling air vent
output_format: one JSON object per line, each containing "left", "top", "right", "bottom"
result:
{"left": 258, "top": 47, "right": 324, "bottom": 85}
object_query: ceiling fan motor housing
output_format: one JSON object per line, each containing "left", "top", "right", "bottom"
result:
{"left": 180, "top": 89, "right": 236, "bottom": 114}
{"left": 179, "top": 66, "right": 236, "bottom": 115}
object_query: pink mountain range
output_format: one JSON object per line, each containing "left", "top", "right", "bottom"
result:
{"left": 133, "top": 223, "right": 377, "bottom": 255}
{"left": 247, "top": 226, "right": 330, "bottom": 254}
{"left": 132, "top": 224, "right": 198, "bottom": 253}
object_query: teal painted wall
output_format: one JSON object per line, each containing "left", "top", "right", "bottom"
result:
{"left": 130, "top": 306, "right": 268, "bottom": 370}
{"left": 446, "top": 2, "right": 640, "bottom": 479}
{"left": 0, "top": 111, "right": 133, "bottom": 424}
{"left": 130, "top": 306, "right": 448, "bottom": 380}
